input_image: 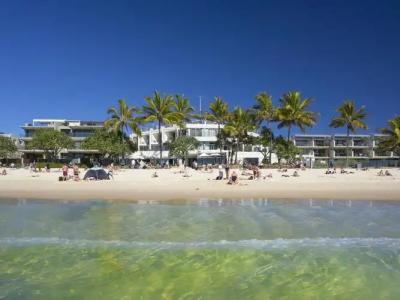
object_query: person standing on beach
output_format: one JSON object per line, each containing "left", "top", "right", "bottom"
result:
{"left": 225, "top": 164, "right": 230, "bottom": 179}
{"left": 62, "top": 164, "right": 68, "bottom": 181}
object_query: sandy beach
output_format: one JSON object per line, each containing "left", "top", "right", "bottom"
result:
{"left": 0, "top": 167, "right": 399, "bottom": 202}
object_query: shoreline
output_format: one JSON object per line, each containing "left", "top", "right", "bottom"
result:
{"left": 1, "top": 168, "right": 400, "bottom": 202}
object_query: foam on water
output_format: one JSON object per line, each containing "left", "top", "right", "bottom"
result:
{"left": 1, "top": 237, "right": 400, "bottom": 250}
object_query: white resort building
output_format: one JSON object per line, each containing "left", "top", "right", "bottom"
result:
{"left": 293, "top": 134, "right": 399, "bottom": 168}
{"left": 130, "top": 122, "right": 268, "bottom": 165}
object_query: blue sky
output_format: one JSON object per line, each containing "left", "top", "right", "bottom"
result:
{"left": 0, "top": 0, "right": 399, "bottom": 136}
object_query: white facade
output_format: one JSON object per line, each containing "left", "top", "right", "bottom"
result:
{"left": 130, "top": 122, "right": 273, "bottom": 165}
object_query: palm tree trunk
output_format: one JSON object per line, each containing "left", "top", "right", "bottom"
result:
{"left": 287, "top": 125, "right": 292, "bottom": 142}
{"left": 235, "top": 139, "right": 239, "bottom": 164}
{"left": 217, "top": 123, "right": 223, "bottom": 162}
{"left": 268, "top": 122, "right": 272, "bottom": 165}
{"left": 158, "top": 120, "right": 163, "bottom": 162}
{"left": 346, "top": 127, "right": 350, "bottom": 168}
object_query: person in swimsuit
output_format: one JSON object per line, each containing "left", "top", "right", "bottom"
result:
{"left": 73, "top": 164, "right": 80, "bottom": 181}
{"left": 225, "top": 164, "right": 230, "bottom": 179}
{"left": 62, "top": 164, "right": 68, "bottom": 181}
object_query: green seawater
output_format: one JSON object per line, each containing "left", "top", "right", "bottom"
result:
{"left": 1, "top": 199, "right": 400, "bottom": 299}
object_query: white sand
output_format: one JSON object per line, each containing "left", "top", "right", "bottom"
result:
{"left": 0, "top": 167, "right": 400, "bottom": 202}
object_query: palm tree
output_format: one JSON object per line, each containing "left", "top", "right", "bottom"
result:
{"left": 377, "top": 116, "right": 400, "bottom": 162}
{"left": 204, "top": 97, "right": 229, "bottom": 159}
{"left": 329, "top": 100, "right": 367, "bottom": 168}
{"left": 174, "top": 95, "right": 194, "bottom": 134}
{"left": 104, "top": 99, "right": 142, "bottom": 162}
{"left": 253, "top": 92, "right": 275, "bottom": 164}
{"left": 142, "top": 91, "right": 181, "bottom": 161}
{"left": 105, "top": 99, "right": 142, "bottom": 137}
{"left": 224, "top": 107, "right": 256, "bottom": 164}
{"left": 275, "top": 91, "right": 317, "bottom": 141}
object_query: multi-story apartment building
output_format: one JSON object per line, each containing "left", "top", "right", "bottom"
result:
{"left": 130, "top": 122, "right": 269, "bottom": 165}
{"left": 20, "top": 119, "right": 103, "bottom": 163}
{"left": 294, "top": 134, "right": 399, "bottom": 167}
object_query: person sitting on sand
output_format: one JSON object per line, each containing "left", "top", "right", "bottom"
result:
{"left": 340, "top": 168, "right": 347, "bottom": 174}
{"left": 293, "top": 170, "right": 300, "bottom": 177}
{"left": 228, "top": 171, "right": 239, "bottom": 185}
{"left": 377, "top": 170, "right": 384, "bottom": 176}
{"left": 1, "top": 169, "right": 7, "bottom": 176}
{"left": 325, "top": 169, "right": 331, "bottom": 175}
{"left": 152, "top": 171, "right": 159, "bottom": 178}
{"left": 263, "top": 172, "right": 273, "bottom": 179}
{"left": 385, "top": 170, "right": 393, "bottom": 176}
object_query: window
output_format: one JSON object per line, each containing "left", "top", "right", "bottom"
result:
{"left": 72, "top": 130, "right": 95, "bottom": 137}
{"left": 335, "top": 149, "right": 346, "bottom": 157}
{"left": 374, "top": 149, "right": 391, "bottom": 157}
{"left": 335, "top": 139, "right": 347, "bottom": 146}
{"left": 314, "top": 139, "right": 328, "bottom": 147}
{"left": 314, "top": 149, "right": 328, "bottom": 157}
{"left": 295, "top": 139, "right": 311, "bottom": 146}
{"left": 205, "top": 129, "right": 217, "bottom": 137}
{"left": 353, "top": 149, "right": 369, "bottom": 157}
{"left": 189, "top": 129, "right": 203, "bottom": 137}
{"left": 209, "top": 143, "right": 217, "bottom": 150}
{"left": 353, "top": 139, "right": 368, "bottom": 146}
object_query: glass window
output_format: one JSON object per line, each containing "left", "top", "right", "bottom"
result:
{"left": 314, "top": 139, "right": 328, "bottom": 147}
{"left": 295, "top": 139, "right": 311, "bottom": 146}
{"left": 335, "top": 139, "right": 347, "bottom": 146}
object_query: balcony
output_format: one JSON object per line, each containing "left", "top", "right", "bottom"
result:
{"left": 334, "top": 140, "right": 348, "bottom": 147}
{"left": 334, "top": 149, "right": 347, "bottom": 157}
{"left": 353, "top": 139, "right": 370, "bottom": 147}
{"left": 314, "top": 149, "right": 329, "bottom": 158}
{"left": 353, "top": 149, "right": 370, "bottom": 158}
{"left": 374, "top": 150, "right": 392, "bottom": 157}
{"left": 294, "top": 139, "right": 313, "bottom": 147}
{"left": 314, "top": 139, "right": 330, "bottom": 147}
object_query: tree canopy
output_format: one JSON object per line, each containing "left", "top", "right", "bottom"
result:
{"left": 273, "top": 136, "right": 300, "bottom": 166}
{"left": 330, "top": 100, "right": 367, "bottom": 167}
{"left": 105, "top": 98, "right": 142, "bottom": 137}
{"left": 378, "top": 116, "right": 400, "bottom": 157}
{"left": 142, "top": 91, "right": 181, "bottom": 160}
{"left": 0, "top": 136, "right": 18, "bottom": 160}
{"left": 29, "top": 128, "right": 74, "bottom": 160}
{"left": 275, "top": 91, "right": 317, "bottom": 140}
{"left": 82, "top": 129, "right": 136, "bottom": 160}
{"left": 169, "top": 136, "right": 199, "bottom": 159}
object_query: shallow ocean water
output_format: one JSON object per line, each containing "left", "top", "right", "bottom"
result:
{"left": 1, "top": 198, "right": 400, "bottom": 299}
